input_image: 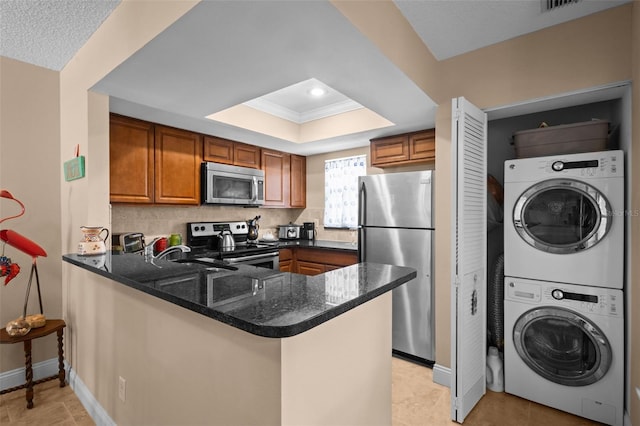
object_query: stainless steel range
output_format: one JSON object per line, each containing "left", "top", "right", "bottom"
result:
{"left": 186, "top": 221, "right": 279, "bottom": 269}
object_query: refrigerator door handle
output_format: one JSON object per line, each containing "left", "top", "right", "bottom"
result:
{"left": 358, "top": 227, "right": 365, "bottom": 262}
{"left": 359, "top": 181, "right": 367, "bottom": 226}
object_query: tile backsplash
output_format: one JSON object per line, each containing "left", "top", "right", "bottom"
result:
{"left": 110, "top": 204, "right": 355, "bottom": 243}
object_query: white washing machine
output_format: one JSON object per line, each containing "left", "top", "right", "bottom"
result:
{"left": 504, "top": 150, "right": 624, "bottom": 289}
{"left": 504, "top": 278, "right": 624, "bottom": 425}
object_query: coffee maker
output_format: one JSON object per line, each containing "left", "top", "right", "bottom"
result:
{"left": 302, "top": 222, "right": 315, "bottom": 240}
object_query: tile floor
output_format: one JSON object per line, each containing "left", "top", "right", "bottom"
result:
{"left": 0, "top": 357, "right": 604, "bottom": 425}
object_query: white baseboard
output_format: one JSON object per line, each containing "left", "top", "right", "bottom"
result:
{"left": 0, "top": 358, "right": 114, "bottom": 426}
{"left": 66, "top": 362, "right": 115, "bottom": 426}
{"left": 433, "top": 363, "right": 451, "bottom": 388}
{"left": 0, "top": 358, "right": 59, "bottom": 391}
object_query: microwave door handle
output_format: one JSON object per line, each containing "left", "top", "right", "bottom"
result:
{"left": 251, "top": 176, "right": 258, "bottom": 201}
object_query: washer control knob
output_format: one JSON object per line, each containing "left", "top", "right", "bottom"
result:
{"left": 552, "top": 161, "right": 564, "bottom": 171}
{"left": 551, "top": 289, "right": 564, "bottom": 300}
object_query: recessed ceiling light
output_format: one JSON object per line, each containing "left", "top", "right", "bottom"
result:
{"left": 309, "top": 87, "right": 326, "bottom": 97}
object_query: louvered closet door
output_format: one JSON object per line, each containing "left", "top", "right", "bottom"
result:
{"left": 450, "top": 97, "right": 487, "bottom": 423}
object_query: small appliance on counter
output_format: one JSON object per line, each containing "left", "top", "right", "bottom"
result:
{"left": 278, "top": 223, "right": 302, "bottom": 240}
{"left": 78, "top": 226, "right": 109, "bottom": 255}
{"left": 302, "top": 222, "right": 315, "bottom": 240}
{"left": 112, "top": 232, "right": 145, "bottom": 254}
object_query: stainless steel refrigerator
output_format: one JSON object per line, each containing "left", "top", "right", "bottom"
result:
{"left": 358, "top": 171, "right": 434, "bottom": 363}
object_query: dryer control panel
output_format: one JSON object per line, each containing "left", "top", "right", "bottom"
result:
{"left": 504, "top": 149, "right": 624, "bottom": 182}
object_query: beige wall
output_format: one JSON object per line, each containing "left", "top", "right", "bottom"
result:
{"left": 0, "top": 57, "right": 62, "bottom": 371}
{"left": 57, "top": 0, "right": 199, "bottom": 422}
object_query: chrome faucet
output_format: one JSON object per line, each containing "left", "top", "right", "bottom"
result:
{"left": 144, "top": 238, "right": 191, "bottom": 262}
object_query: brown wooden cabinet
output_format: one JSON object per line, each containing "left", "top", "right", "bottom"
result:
{"left": 203, "top": 136, "right": 261, "bottom": 169}
{"left": 154, "top": 125, "right": 203, "bottom": 205}
{"left": 279, "top": 247, "right": 358, "bottom": 275}
{"left": 370, "top": 129, "right": 435, "bottom": 167}
{"left": 262, "top": 149, "right": 290, "bottom": 207}
{"left": 297, "top": 261, "right": 326, "bottom": 276}
{"left": 109, "top": 114, "right": 154, "bottom": 204}
{"left": 110, "top": 114, "right": 304, "bottom": 207}
{"left": 262, "top": 149, "right": 306, "bottom": 208}
{"left": 109, "top": 114, "right": 202, "bottom": 205}
{"left": 279, "top": 248, "right": 293, "bottom": 272}
{"left": 109, "top": 114, "right": 155, "bottom": 204}
{"left": 289, "top": 154, "right": 306, "bottom": 208}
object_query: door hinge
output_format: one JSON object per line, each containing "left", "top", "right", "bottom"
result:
{"left": 453, "top": 276, "right": 461, "bottom": 288}
{"left": 453, "top": 397, "right": 459, "bottom": 409}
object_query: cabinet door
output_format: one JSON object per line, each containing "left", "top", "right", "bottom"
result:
{"left": 262, "top": 149, "right": 290, "bottom": 207}
{"left": 289, "top": 154, "right": 306, "bottom": 208}
{"left": 370, "top": 135, "right": 409, "bottom": 166}
{"left": 154, "top": 125, "right": 203, "bottom": 205}
{"left": 297, "top": 261, "right": 325, "bottom": 276}
{"left": 410, "top": 129, "right": 435, "bottom": 161}
{"left": 234, "top": 143, "right": 261, "bottom": 169}
{"left": 203, "top": 136, "right": 233, "bottom": 165}
{"left": 279, "top": 260, "right": 293, "bottom": 273}
{"left": 109, "top": 114, "right": 154, "bottom": 203}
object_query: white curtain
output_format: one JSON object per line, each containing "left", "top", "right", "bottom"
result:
{"left": 324, "top": 155, "right": 366, "bottom": 228}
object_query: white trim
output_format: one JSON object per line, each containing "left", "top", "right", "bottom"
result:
{"left": 485, "top": 81, "right": 631, "bottom": 120}
{"left": 433, "top": 363, "right": 451, "bottom": 388}
{"left": 66, "top": 362, "right": 115, "bottom": 426}
{"left": 1, "top": 359, "right": 114, "bottom": 426}
{"left": 0, "top": 358, "right": 59, "bottom": 390}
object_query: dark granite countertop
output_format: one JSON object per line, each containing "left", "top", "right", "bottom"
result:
{"left": 63, "top": 251, "right": 414, "bottom": 338}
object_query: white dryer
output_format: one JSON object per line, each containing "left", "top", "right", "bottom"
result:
{"left": 504, "top": 278, "right": 624, "bottom": 425}
{"left": 504, "top": 150, "right": 624, "bottom": 289}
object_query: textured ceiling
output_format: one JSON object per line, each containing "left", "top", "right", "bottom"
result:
{"left": 0, "top": 0, "right": 120, "bottom": 71}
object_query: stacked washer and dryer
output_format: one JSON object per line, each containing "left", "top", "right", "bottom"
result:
{"left": 503, "top": 149, "right": 625, "bottom": 426}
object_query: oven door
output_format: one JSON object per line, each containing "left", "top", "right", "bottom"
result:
{"left": 224, "top": 251, "right": 279, "bottom": 270}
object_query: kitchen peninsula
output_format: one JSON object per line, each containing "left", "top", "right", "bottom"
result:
{"left": 63, "top": 252, "right": 416, "bottom": 425}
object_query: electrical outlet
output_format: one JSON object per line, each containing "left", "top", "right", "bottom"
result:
{"left": 118, "top": 376, "right": 126, "bottom": 402}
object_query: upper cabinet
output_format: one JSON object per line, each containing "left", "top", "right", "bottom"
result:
{"left": 110, "top": 114, "right": 304, "bottom": 208}
{"left": 154, "top": 125, "right": 202, "bottom": 205}
{"left": 110, "top": 115, "right": 202, "bottom": 205}
{"left": 110, "top": 114, "right": 155, "bottom": 204}
{"left": 262, "top": 149, "right": 290, "bottom": 207}
{"left": 370, "top": 129, "right": 435, "bottom": 167}
{"left": 203, "top": 136, "right": 261, "bottom": 169}
{"left": 289, "top": 154, "right": 306, "bottom": 208}
{"left": 261, "top": 149, "right": 306, "bottom": 208}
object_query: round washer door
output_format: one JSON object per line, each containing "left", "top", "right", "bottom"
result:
{"left": 513, "top": 307, "right": 612, "bottom": 386}
{"left": 512, "top": 179, "right": 611, "bottom": 254}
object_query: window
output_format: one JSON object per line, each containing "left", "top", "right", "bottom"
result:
{"left": 324, "top": 155, "right": 366, "bottom": 229}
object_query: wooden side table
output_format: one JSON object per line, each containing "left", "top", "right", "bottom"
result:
{"left": 0, "top": 319, "right": 66, "bottom": 408}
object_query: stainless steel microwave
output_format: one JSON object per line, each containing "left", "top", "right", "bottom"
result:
{"left": 202, "top": 162, "right": 264, "bottom": 206}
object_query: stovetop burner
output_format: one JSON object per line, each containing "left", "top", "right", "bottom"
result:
{"left": 186, "top": 221, "right": 279, "bottom": 260}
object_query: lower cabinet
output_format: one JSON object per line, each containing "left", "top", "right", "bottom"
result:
{"left": 279, "top": 248, "right": 293, "bottom": 272}
{"left": 279, "top": 247, "right": 358, "bottom": 275}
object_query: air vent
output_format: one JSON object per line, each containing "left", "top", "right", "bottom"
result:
{"left": 542, "top": 0, "right": 580, "bottom": 12}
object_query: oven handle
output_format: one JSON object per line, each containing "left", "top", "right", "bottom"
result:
{"left": 225, "top": 251, "right": 279, "bottom": 263}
